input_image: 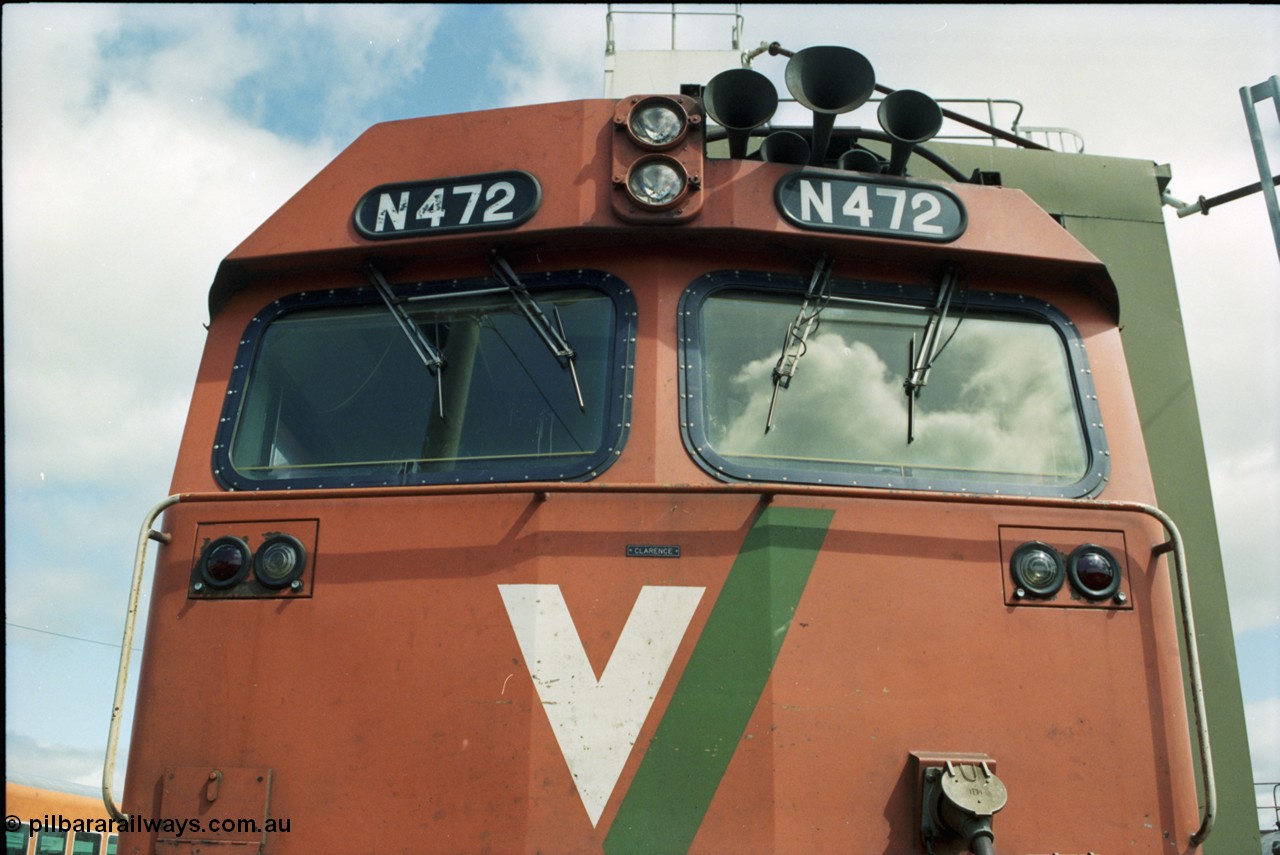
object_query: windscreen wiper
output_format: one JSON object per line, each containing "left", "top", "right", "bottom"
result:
{"left": 363, "top": 262, "right": 447, "bottom": 419}
{"left": 488, "top": 251, "right": 585, "bottom": 411}
{"left": 904, "top": 267, "right": 962, "bottom": 444}
{"left": 766, "top": 255, "right": 834, "bottom": 434}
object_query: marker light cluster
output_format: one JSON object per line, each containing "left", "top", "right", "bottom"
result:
{"left": 612, "top": 94, "right": 704, "bottom": 222}
{"left": 1010, "top": 541, "right": 1124, "bottom": 603}
{"left": 195, "top": 534, "right": 307, "bottom": 596}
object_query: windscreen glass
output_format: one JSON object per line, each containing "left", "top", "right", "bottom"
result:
{"left": 682, "top": 274, "right": 1104, "bottom": 495}
{"left": 217, "top": 271, "right": 632, "bottom": 489}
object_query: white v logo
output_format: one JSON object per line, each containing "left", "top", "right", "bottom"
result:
{"left": 499, "top": 584, "right": 704, "bottom": 827}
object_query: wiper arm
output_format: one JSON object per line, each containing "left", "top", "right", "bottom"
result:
{"left": 488, "top": 250, "right": 585, "bottom": 411}
{"left": 363, "top": 262, "right": 447, "bottom": 419}
{"left": 904, "top": 267, "right": 961, "bottom": 444}
{"left": 766, "top": 255, "right": 834, "bottom": 434}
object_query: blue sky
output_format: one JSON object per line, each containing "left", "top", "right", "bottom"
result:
{"left": 4, "top": 1, "right": 1278, "bottom": 821}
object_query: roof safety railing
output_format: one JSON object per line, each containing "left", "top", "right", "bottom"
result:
{"left": 606, "top": 3, "right": 743, "bottom": 55}
{"left": 606, "top": 6, "right": 1080, "bottom": 154}
{"left": 755, "top": 95, "right": 1071, "bottom": 151}
{"left": 1015, "top": 125, "right": 1086, "bottom": 153}
{"left": 1259, "top": 781, "right": 1280, "bottom": 832}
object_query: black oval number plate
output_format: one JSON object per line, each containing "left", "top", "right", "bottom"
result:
{"left": 354, "top": 170, "right": 541, "bottom": 239}
{"left": 776, "top": 172, "right": 966, "bottom": 242}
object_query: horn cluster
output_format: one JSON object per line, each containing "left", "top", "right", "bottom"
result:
{"left": 703, "top": 46, "right": 943, "bottom": 176}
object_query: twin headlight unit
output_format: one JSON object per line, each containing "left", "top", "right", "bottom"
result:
{"left": 193, "top": 530, "right": 309, "bottom": 597}
{"left": 612, "top": 94, "right": 704, "bottom": 222}
{"left": 1009, "top": 540, "right": 1125, "bottom": 604}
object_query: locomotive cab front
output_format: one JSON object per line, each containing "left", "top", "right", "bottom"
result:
{"left": 106, "top": 48, "right": 1215, "bottom": 855}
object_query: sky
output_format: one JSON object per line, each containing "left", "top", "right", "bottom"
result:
{"left": 4, "top": 0, "right": 1278, "bottom": 825}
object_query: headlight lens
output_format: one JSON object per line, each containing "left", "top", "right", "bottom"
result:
{"left": 254, "top": 534, "right": 307, "bottom": 589}
{"left": 626, "top": 157, "right": 687, "bottom": 209}
{"left": 1009, "top": 541, "right": 1065, "bottom": 597}
{"left": 1068, "top": 544, "right": 1121, "bottom": 599}
{"left": 199, "top": 536, "right": 251, "bottom": 589}
{"left": 629, "top": 98, "right": 688, "bottom": 149}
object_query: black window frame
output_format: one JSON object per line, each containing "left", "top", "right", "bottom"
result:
{"left": 213, "top": 268, "right": 636, "bottom": 491}
{"left": 677, "top": 269, "right": 1110, "bottom": 498}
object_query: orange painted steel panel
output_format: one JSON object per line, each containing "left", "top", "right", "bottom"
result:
{"left": 119, "top": 492, "right": 1196, "bottom": 853}
{"left": 692, "top": 501, "right": 1193, "bottom": 854}
{"left": 122, "top": 98, "right": 1200, "bottom": 855}
{"left": 157, "top": 767, "right": 271, "bottom": 848}
{"left": 209, "top": 101, "right": 1115, "bottom": 320}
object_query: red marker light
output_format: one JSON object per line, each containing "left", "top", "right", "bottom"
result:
{"left": 199, "top": 537, "right": 251, "bottom": 588}
{"left": 1068, "top": 545, "right": 1121, "bottom": 599}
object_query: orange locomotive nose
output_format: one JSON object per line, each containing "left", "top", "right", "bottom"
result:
{"left": 101, "top": 26, "right": 1250, "bottom": 855}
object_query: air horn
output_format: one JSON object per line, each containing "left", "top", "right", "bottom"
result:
{"left": 704, "top": 68, "right": 778, "bottom": 160}
{"left": 784, "top": 46, "right": 875, "bottom": 166}
{"left": 878, "top": 89, "right": 943, "bottom": 176}
{"left": 761, "top": 131, "right": 811, "bottom": 165}
{"left": 838, "top": 146, "right": 883, "bottom": 173}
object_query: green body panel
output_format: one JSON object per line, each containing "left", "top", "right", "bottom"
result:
{"left": 916, "top": 142, "right": 1259, "bottom": 852}
{"left": 605, "top": 506, "right": 834, "bottom": 854}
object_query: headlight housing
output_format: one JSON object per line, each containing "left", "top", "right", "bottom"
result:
{"left": 254, "top": 534, "right": 307, "bottom": 589}
{"left": 611, "top": 93, "right": 703, "bottom": 223}
{"left": 626, "top": 156, "right": 689, "bottom": 209}
{"left": 1009, "top": 541, "right": 1066, "bottom": 598}
{"left": 626, "top": 97, "right": 690, "bottom": 150}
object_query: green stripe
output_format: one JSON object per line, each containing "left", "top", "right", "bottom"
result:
{"left": 603, "top": 505, "right": 834, "bottom": 854}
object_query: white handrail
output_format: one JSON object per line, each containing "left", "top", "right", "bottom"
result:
{"left": 102, "top": 495, "right": 179, "bottom": 823}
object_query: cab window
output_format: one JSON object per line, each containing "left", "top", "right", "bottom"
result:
{"left": 215, "top": 270, "right": 634, "bottom": 489}
{"left": 6, "top": 824, "right": 29, "bottom": 855}
{"left": 33, "top": 831, "right": 65, "bottom": 855}
{"left": 679, "top": 271, "right": 1107, "bottom": 496}
{"left": 71, "top": 833, "right": 100, "bottom": 855}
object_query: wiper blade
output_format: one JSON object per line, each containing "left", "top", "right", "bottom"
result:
{"left": 363, "top": 262, "right": 447, "bottom": 419}
{"left": 488, "top": 251, "right": 585, "bottom": 411}
{"left": 903, "top": 267, "right": 961, "bottom": 444}
{"left": 767, "top": 255, "right": 834, "bottom": 434}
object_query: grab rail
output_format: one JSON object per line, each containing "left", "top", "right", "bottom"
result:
{"left": 103, "top": 495, "right": 178, "bottom": 823}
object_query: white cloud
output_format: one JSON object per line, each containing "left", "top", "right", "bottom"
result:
{"left": 716, "top": 322, "right": 1086, "bottom": 483}
{"left": 1212, "top": 444, "right": 1280, "bottom": 634}
{"left": 243, "top": 5, "right": 447, "bottom": 139}
{"left": 493, "top": 5, "right": 609, "bottom": 107}
{"left": 3, "top": 8, "right": 340, "bottom": 495}
{"left": 5, "top": 732, "right": 107, "bottom": 792}
{"left": 1247, "top": 697, "right": 1280, "bottom": 783}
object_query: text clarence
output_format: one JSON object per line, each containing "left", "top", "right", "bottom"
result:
{"left": 775, "top": 173, "right": 966, "bottom": 242}
{"left": 353, "top": 171, "right": 541, "bottom": 240}
{"left": 626, "top": 545, "right": 681, "bottom": 558}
